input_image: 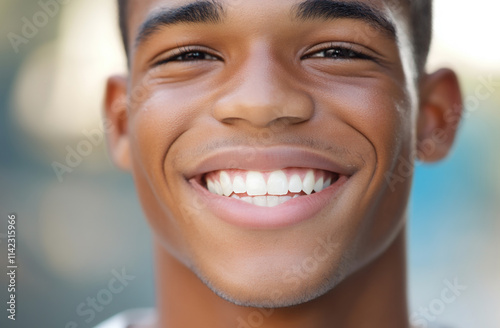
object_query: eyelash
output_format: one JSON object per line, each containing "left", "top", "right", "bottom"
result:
{"left": 302, "top": 43, "right": 374, "bottom": 61}
{"left": 152, "top": 43, "right": 374, "bottom": 67}
{"left": 153, "top": 46, "right": 220, "bottom": 67}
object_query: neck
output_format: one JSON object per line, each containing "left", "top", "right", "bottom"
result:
{"left": 153, "top": 229, "right": 409, "bottom": 328}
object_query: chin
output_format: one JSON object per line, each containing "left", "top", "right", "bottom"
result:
{"left": 188, "top": 250, "right": 354, "bottom": 308}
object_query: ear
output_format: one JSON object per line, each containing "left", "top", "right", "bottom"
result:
{"left": 416, "top": 68, "right": 463, "bottom": 163}
{"left": 104, "top": 75, "right": 132, "bottom": 171}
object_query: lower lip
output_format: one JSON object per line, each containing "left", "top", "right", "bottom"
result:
{"left": 188, "top": 175, "right": 349, "bottom": 229}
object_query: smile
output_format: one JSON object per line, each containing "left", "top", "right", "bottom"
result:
{"left": 185, "top": 147, "right": 356, "bottom": 229}
{"left": 204, "top": 168, "right": 340, "bottom": 207}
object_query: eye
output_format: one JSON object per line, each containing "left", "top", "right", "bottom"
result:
{"left": 171, "top": 51, "right": 218, "bottom": 62}
{"left": 153, "top": 46, "right": 220, "bottom": 67}
{"left": 303, "top": 44, "right": 374, "bottom": 61}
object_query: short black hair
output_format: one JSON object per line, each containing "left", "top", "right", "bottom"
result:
{"left": 117, "top": 0, "right": 432, "bottom": 72}
{"left": 409, "top": 0, "right": 433, "bottom": 72}
{"left": 118, "top": 0, "right": 128, "bottom": 52}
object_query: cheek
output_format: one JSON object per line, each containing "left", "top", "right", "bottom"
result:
{"left": 126, "top": 87, "right": 211, "bottom": 255}
{"left": 337, "top": 78, "right": 414, "bottom": 193}
{"left": 316, "top": 76, "right": 413, "bottom": 259}
{"left": 331, "top": 78, "right": 409, "bottom": 161}
{"left": 320, "top": 75, "right": 412, "bottom": 173}
{"left": 348, "top": 81, "right": 413, "bottom": 257}
{"left": 129, "top": 85, "right": 208, "bottom": 180}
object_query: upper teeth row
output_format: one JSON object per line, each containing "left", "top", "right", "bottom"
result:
{"left": 206, "top": 170, "right": 332, "bottom": 197}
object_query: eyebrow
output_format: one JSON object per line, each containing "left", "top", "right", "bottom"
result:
{"left": 134, "top": 0, "right": 396, "bottom": 50}
{"left": 134, "top": 0, "right": 224, "bottom": 49}
{"left": 292, "top": 0, "right": 396, "bottom": 38}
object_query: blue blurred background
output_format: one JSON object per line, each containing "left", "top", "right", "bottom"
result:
{"left": 0, "top": 0, "right": 498, "bottom": 327}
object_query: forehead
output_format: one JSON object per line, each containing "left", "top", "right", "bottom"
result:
{"left": 126, "top": 0, "right": 410, "bottom": 44}
{"left": 128, "top": 0, "right": 408, "bottom": 14}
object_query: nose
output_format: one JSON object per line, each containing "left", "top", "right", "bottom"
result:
{"left": 213, "top": 46, "right": 314, "bottom": 129}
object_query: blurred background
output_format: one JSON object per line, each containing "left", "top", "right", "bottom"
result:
{"left": 0, "top": 0, "right": 498, "bottom": 327}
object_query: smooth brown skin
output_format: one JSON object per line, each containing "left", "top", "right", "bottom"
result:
{"left": 105, "top": 0, "right": 463, "bottom": 327}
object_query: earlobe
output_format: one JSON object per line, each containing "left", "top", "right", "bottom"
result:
{"left": 416, "top": 68, "right": 463, "bottom": 163}
{"left": 104, "top": 75, "right": 132, "bottom": 171}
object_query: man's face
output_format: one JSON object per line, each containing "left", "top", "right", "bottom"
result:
{"left": 119, "top": 0, "right": 417, "bottom": 306}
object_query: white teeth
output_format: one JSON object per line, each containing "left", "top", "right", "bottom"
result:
{"left": 207, "top": 180, "right": 216, "bottom": 194}
{"left": 323, "top": 177, "right": 332, "bottom": 190}
{"left": 266, "top": 196, "right": 280, "bottom": 207}
{"left": 288, "top": 174, "right": 303, "bottom": 193}
{"left": 279, "top": 196, "right": 292, "bottom": 204}
{"left": 302, "top": 170, "right": 315, "bottom": 195}
{"left": 241, "top": 197, "right": 253, "bottom": 204}
{"left": 233, "top": 176, "right": 246, "bottom": 194}
{"left": 207, "top": 169, "right": 336, "bottom": 203}
{"left": 246, "top": 171, "right": 267, "bottom": 196}
{"left": 267, "top": 170, "right": 289, "bottom": 195}
{"left": 253, "top": 196, "right": 267, "bottom": 206}
{"left": 236, "top": 195, "right": 295, "bottom": 207}
{"left": 220, "top": 171, "right": 233, "bottom": 196}
{"left": 314, "top": 177, "right": 324, "bottom": 193}
{"left": 214, "top": 180, "right": 223, "bottom": 196}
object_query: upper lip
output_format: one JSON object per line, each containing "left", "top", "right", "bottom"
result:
{"left": 184, "top": 146, "right": 358, "bottom": 180}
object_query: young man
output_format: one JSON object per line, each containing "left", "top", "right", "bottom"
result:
{"left": 100, "top": 0, "right": 463, "bottom": 327}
